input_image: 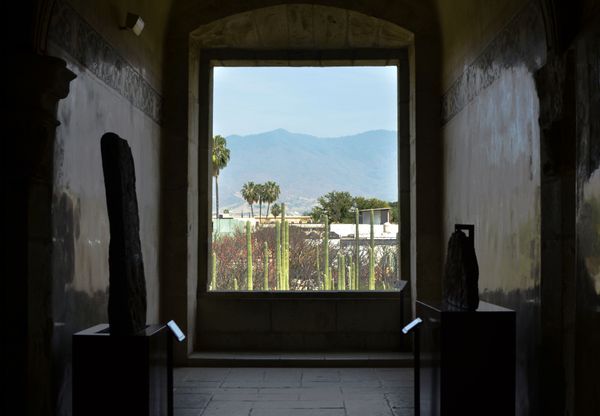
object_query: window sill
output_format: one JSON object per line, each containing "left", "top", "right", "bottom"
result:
{"left": 199, "top": 281, "right": 407, "bottom": 300}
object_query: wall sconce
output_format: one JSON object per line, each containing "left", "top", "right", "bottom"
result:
{"left": 121, "top": 13, "right": 144, "bottom": 36}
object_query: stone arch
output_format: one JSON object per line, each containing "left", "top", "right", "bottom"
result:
{"left": 189, "top": 5, "right": 413, "bottom": 50}
{"left": 167, "top": 0, "right": 436, "bottom": 39}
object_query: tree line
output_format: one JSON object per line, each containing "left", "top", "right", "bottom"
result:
{"left": 308, "top": 191, "right": 398, "bottom": 223}
{"left": 241, "top": 181, "right": 281, "bottom": 219}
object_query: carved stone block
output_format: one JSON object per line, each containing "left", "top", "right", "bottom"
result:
{"left": 101, "top": 132, "right": 146, "bottom": 335}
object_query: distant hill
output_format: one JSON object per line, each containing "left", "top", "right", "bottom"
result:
{"left": 217, "top": 129, "right": 398, "bottom": 215}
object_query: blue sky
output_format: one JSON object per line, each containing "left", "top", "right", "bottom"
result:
{"left": 212, "top": 66, "right": 397, "bottom": 137}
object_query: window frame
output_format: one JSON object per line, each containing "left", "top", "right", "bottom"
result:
{"left": 198, "top": 48, "right": 410, "bottom": 300}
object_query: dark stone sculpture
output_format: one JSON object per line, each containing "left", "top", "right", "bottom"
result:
{"left": 101, "top": 133, "right": 146, "bottom": 335}
{"left": 443, "top": 225, "right": 479, "bottom": 311}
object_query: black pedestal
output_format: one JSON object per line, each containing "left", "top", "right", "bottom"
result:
{"left": 73, "top": 324, "right": 170, "bottom": 416}
{"left": 417, "top": 301, "right": 516, "bottom": 416}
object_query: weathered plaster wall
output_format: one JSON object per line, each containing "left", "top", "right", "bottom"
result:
{"left": 440, "top": 1, "right": 600, "bottom": 415}
{"left": 46, "top": 1, "right": 165, "bottom": 414}
{"left": 435, "top": 0, "right": 528, "bottom": 90}
{"left": 61, "top": 0, "right": 172, "bottom": 90}
{"left": 439, "top": 2, "right": 546, "bottom": 415}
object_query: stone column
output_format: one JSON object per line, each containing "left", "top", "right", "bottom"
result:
{"left": 4, "top": 52, "right": 75, "bottom": 415}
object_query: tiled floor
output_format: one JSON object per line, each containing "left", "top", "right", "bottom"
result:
{"left": 174, "top": 367, "right": 414, "bottom": 416}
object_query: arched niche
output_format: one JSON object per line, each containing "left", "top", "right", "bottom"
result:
{"left": 160, "top": 2, "right": 442, "bottom": 363}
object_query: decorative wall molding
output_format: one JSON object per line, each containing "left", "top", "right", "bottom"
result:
{"left": 48, "top": 1, "right": 162, "bottom": 124}
{"left": 441, "top": 1, "right": 546, "bottom": 125}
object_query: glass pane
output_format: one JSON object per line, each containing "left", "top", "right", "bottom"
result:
{"left": 209, "top": 66, "right": 399, "bottom": 291}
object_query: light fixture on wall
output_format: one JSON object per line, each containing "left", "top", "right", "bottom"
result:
{"left": 121, "top": 13, "right": 144, "bottom": 36}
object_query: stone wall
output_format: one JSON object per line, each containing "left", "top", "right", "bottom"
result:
{"left": 439, "top": 0, "right": 600, "bottom": 414}
{"left": 47, "top": 1, "right": 165, "bottom": 414}
{"left": 439, "top": 1, "right": 545, "bottom": 414}
{"left": 573, "top": 20, "right": 600, "bottom": 415}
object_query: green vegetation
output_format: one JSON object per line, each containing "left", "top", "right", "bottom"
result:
{"left": 211, "top": 251, "right": 217, "bottom": 290}
{"left": 310, "top": 191, "right": 354, "bottom": 223}
{"left": 210, "top": 221, "right": 399, "bottom": 292}
{"left": 285, "top": 221, "right": 290, "bottom": 289}
{"left": 355, "top": 209, "right": 360, "bottom": 288}
{"left": 263, "top": 181, "right": 281, "bottom": 218}
{"left": 271, "top": 203, "right": 281, "bottom": 218}
{"left": 212, "top": 135, "right": 230, "bottom": 218}
{"left": 263, "top": 242, "right": 269, "bottom": 290}
{"left": 338, "top": 254, "right": 345, "bottom": 290}
{"left": 280, "top": 204, "right": 290, "bottom": 290}
{"left": 246, "top": 221, "right": 253, "bottom": 290}
{"left": 241, "top": 182, "right": 258, "bottom": 217}
{"left": 256, "top": 183, "right": 266, "bottom": 220}
{"left": 310, "top": 191, "right": 397, "bottom": 223}
{"left": 368, "top": 246, "right": 375, "bottom": 290}
{"left": 349, "top": 256, "right": 355, "bottom": 290}
{"left": 323, "top": 214, "right": 330, "bottom": 290}
{"left": 370, "top": 209, "right": 375, "bottom": 249}
{"left": 240, "top": 181, "right": 281, "bottom": 220}
{"left": 276, "top": 221, "right": 282, "bottom": 289}
{"left": 211, "top": 189, "right": 399, "bottom": 292}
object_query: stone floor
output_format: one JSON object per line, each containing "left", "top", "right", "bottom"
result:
{"left": 174, "top": 367, "right": 414, "bottom": 416}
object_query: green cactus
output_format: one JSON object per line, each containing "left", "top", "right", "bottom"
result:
{"left": 368, "top": 246, "right": 375, "bottom": 290}
{"left": 347, "top": 255, "right": 354, "bottom": 290}
{"left": 335, "top": 253, "right": 340, "bottom": 290}
{"left": 281, "top": 204, "right": 286, "bottom": 290}
{"left": 338, "top": 254, "right": 345, "bottom": 290}
{"left": 264, "top": 241, "right": 269, "bottom": 290}
{"left": 233, "top": 277, "right": 238, "bottom": 291}
{"left": 284, "top": 220, "right": 290, "bottom": 290}
{"left": 348, "top": 255, "right": 353, "bottom": 290}
{"left": 286, "top": 221, "right": 291, "bottom": 289}
{"left": 369, "top": 209, "right": 376, "bottom": 291}
{"left": 246, "top": 221, "right": 253, "bottom": 290}
{"left": 316, "top": 244, "right": 320, "bottom": 277}
{"left": 387, "top": 252, "right": 395, "bottom": 284}
{"left": 211, "top": 251, "right": 217, "bottom": 290}
{"left": 355, "top": 209, "right": 360, "bottom": 289}
{"left": 370, "top": 209, "right": 375, "bottom": 250}
{"left": 276, "top": 221, "right": 281, "bottom": 290}
{"left": 323, "top": 215, "right": 330, "bottom": 290}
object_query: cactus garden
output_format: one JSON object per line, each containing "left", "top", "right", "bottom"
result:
{"left": 210, "top": 206, "right": 401, "bottom": 292}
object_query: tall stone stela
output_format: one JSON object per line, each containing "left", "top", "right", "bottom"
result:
{"left": 101, "top": 132, "right": 147, "bottom": 335}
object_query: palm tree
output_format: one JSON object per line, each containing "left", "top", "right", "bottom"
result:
{"left": 256, "top": 183, "right": 266, "bottom": 220}
{"left": 212, "top": 135, "right": 230, "bottom": 218}
{"left": 241, "top": 182, "right": 258, "bottom": 217}
{"left": 263, "top": 181, "right": 281, "bottom": 218}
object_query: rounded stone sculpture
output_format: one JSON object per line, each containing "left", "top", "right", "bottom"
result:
{"left": 443, "top": 227, "right": 479, "bottom": 311}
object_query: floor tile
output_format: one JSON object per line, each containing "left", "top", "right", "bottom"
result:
{"left": 172, "top": 366, "right": 414, "bottom": 416}
{"left": 174, "top": 393, "right": 211, "bottom": 409}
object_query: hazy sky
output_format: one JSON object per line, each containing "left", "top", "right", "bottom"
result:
{"left": 213, "top": 66, "right": 397, "bottom": 137}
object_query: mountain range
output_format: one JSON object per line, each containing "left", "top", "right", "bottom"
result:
{"left": 217, "top": 129, "right": 398, "bottom": 215}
